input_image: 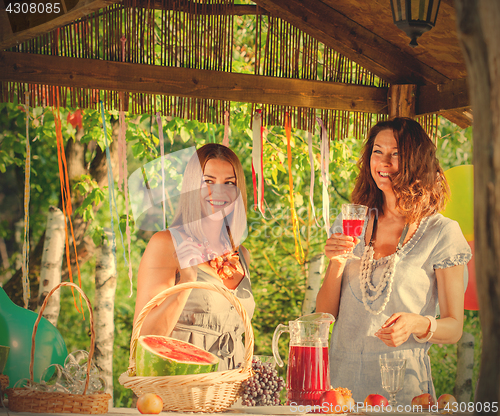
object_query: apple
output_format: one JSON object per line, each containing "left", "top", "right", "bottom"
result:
{"left": 137, "top": 393, "right": 163, "bottom": 414}
{"left": 364, "top": 394, "right": 389, "bottom": 408}
{"left": 411, "top": 393, "right": 436, "bottom": 409}
{"left": 320, "top": 389, "right": 346, "bottom": 414}
{"left": 438, "top": 394, "right": 458, "bottom": 413}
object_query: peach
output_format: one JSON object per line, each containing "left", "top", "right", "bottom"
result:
{"left": 137, "top": 393, "right": 163, "bottom": 414}
{"left": 438, "top": 394, "right": 458, "bottom": 413}
{"left": 411, "top": 393, "right": 436, "bottom": 409}
{"left": 320, "top": 389, "right": 346, "bottom": 414}
{"left": 364, "top": 394, "right": 389, "bottom": 408}
{"left": 343, "top": 396, "right": 356, "bottom": 413}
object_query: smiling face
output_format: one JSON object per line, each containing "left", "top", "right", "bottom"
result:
{"left": 370, "top": 129, "right": 399, "bottom": 195}
{"left": 200, "top": 158, "right": 239, "bottom": 220}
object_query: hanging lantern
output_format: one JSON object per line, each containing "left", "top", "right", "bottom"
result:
{"left": 390, "top": 0, "right": 441, "bottom": 47}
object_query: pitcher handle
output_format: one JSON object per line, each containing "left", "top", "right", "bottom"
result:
{"left": 272, "top": 323, "right": 289, "bottom": 368}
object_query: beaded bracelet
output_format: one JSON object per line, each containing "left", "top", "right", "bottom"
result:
{"left": 412, "top": 315, "right": 437, "bottom": 343}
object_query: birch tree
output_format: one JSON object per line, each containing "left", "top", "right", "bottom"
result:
{"left": 454, "top": 332, "right": 475, "bottom": 403}
{"left": 94, "top": 229, "right": 117, "bottom": 399}
{"left": 302, "top": 254, "right": 325, "bottom": 315}
{"left": 37, "top": 206, "right": 65, "bottom": 326}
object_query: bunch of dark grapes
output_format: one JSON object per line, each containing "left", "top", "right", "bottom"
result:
{"left": 240, "top": 357, "right": 285, "bottom": 406}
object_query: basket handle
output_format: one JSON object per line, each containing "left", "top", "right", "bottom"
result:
{"left": 30, "top": 282, "right": 95, "bottom": 395}
{"left": 129, "top": 281, "right": 254, "bottom": 373}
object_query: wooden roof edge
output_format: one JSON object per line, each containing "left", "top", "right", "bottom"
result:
{"left": 252, "top": 0, "right": 450, "bottom": 86}
{"left": 439, "top": 109, "right": 473, "bottom": 129}
{"left": 0, "top": 0, "right": 122, "bottom": 50}
{"left": 417, "top": 78, "right": 470, "bottom": 115}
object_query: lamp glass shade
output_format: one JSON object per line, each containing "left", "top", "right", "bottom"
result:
{"left": 390, "top": 0, "right": 441, "bottom": 47}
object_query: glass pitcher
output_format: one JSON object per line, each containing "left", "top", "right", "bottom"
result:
{"left": 272, "top": 313, "right": 334, "bottom": 406}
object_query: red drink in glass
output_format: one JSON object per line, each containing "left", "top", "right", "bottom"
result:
{"left": 286, "top": 345, "right": 330, "bottom": 406}
{"left": 343, "top": 219, "right": 365, "bottom": 237}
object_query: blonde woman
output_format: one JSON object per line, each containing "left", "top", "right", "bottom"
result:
{"left": 134, "top": 144, "right": 254, "bottom": 371}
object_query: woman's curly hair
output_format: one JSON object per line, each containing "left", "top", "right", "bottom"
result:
{"left": 351, "top": 117, "right": 449, "bottom": 223}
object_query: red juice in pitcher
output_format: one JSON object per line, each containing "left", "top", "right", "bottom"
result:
{"left": 286, "top": 345, "right": 330, "bottom": 406}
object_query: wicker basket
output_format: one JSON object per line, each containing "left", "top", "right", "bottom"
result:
{"left": 0, "top": 375, "right": 8, "bottom": 391}
{"left": 119, "top": 281, "right": 254, "bottom": 413}
{"left": 6, "top": 282, "right": 112, "bottom": 414}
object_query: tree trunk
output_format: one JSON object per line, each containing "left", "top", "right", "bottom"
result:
{"left": 454, "top": 332, "right": 475, "bottom": 403}
{"left": 302, "top": 254, "right": 325, "bottom": 315}
{"left": 455, "top": 0, "right": 500, "bottom": 411}
{"left": 3, "top": 121, "right": 120, "bottom": 307}
{"left": 38, "top": 206, "right": 65, "bottom": 325}
{"left": 94, "top": 229, "right": 117, "bottom": 400}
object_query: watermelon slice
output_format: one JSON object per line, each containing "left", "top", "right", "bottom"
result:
{"left": 135, "top": 335, "right": 219, "bottom": 376}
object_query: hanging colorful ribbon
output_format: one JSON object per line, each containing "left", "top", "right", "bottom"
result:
{"left": 222, "top": 111, "right": 230, "bottom": 147}
{"left": 100, "top": 101, "right": 128, "bottom": 274}
{"left": 285, "top": 113, "right": 305, "bottom": 264}
{"left": 119, "top": 35, "right": 133, "bottom": 296}
{"left": 156, "top": 113, "right": 167, "bottom": 231}
{"left": 252, "top": 110, "right": 265, "bottom": 215}
{"left": 54, "top": 88, "right": 84, "bottom": 314}
{"left": 21, "top": 93, "right": 31, "bottom": 308}
{"left": 317, "top": 118, "right": 331, "bottom": 236}
{"left": 118, "top": 102, "right": 133, "bottom": 297}
{"left": 307, "top": 130, "right": 320, "bottom": 227}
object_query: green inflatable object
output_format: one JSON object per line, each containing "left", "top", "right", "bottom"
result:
{"left": 0, "top": 288, "right": 68, "bottom": 388}
{"left": 442, "top": 165, "right": 474, "bottom": 241}
{"left": 136, "top": 335, "right": 219, "bottom": 376}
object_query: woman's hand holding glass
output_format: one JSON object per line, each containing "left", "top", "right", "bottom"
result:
{"left": 324, "top": 233, "right": 359, "bottom": 261}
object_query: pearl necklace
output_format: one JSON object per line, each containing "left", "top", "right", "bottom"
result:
{"left": 359, "top": 217, "right": 409, "bottom": 315}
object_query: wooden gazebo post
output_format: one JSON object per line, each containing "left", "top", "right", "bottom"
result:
{"left": 388, "top": 84, "right": 417, "bottom": 119}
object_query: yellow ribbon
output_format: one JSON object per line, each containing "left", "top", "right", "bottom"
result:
{"left": 285, "top": 114, "right": 305, "bottom": 264}
{"left": 22, "top": 92, "right": 31, "bottom": 308}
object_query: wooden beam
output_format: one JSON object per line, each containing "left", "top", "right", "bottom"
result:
{"left": 388, "top": 84, "right": 417, "bottom": 118}
{"left": 417, "top": 78, "right": 470, "bottom": 115}
{"left": 439, "top": 109, "right": 473, "bottom": 129}
{"left": 252, "top": 0, "right": 449, "bottom": 85}
{"left": 0, "top": 51, "right": 389, "bottom": 113}
{"left": 0, "top": 0, "right": 14, "bottom": 42}
{"left": 0, "top": 0, "right": 121, "bottom": 50}
{"left": 134, "top": 1, "right": 269, "bottom": 16}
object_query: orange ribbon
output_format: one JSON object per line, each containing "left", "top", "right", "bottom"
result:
{"left": 54, "top": 87, "right": 84, "bottom": 315}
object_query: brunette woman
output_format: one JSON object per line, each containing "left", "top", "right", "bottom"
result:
{"left": 316, "top": 118, "right": 471, "bottom": 404}
{"left": 134, "top": 143, "right": 253, "bottom": 371}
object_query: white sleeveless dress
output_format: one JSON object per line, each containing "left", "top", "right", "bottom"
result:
{"left": 169, "top": 229, "right": 255, "bottom": 371}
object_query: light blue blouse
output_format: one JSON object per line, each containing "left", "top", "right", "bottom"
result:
{"left": 328, "top": 213, "right": 472, "bottom": 404}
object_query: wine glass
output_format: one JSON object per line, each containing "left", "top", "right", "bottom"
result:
{"left": 341, "top": 204, "right": 368, "bottom": 259}
{"left": 379, "top": 352, "right": 407, "bottom": 408}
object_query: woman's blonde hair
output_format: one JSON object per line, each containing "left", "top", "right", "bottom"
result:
{"left": 351, "top": 117, "right": 449, "bottom": 223}
{"left": 171, "top": 143, "right": 248, "bottom": 246}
